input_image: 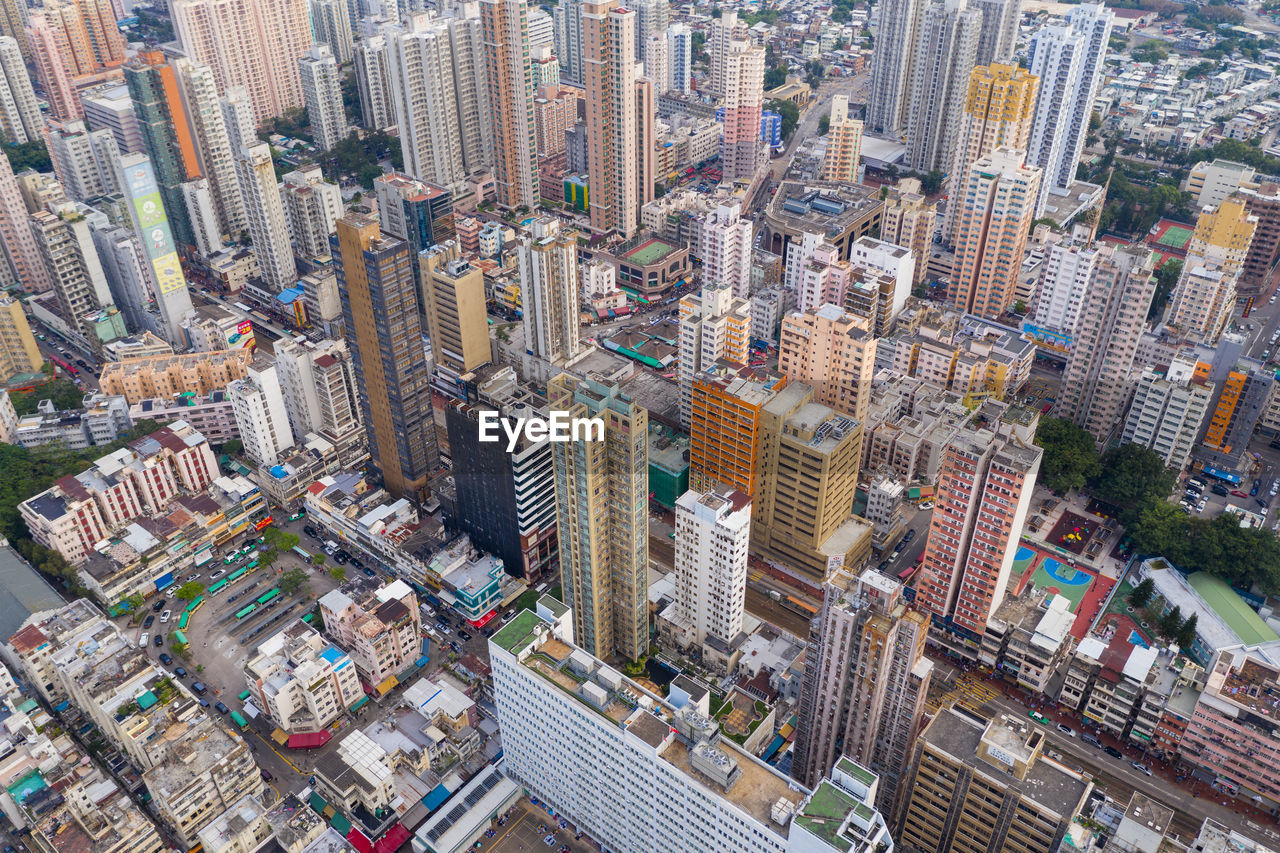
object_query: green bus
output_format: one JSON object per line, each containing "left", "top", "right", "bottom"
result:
{"left": 257, "top": 588, "right": 280, "bottom": 606}
{"left": 186, "top": 596, "right": 204, "bottom": 615}
{"left": 238, "top": 690, "right": 251, "bottom": 702}
{"left": 177, "top": 612, "right": 190, "bottom": 631}
{"left": 301, "top": 613, "right": 314, "bottom": 624}
{"left": 235, "top": 604, "right": 257, "bottom": 620}
{"left": 171, "top": 630, "right": 187, "bottom": 646}
{"left": 227, "top": 566, "right": 248, "bottom": 584}
{"left": 208, "top": 578, "right": 229, "bottom": 595}
{"left": 229, "top": 711, "right": 248, "bottom": 730}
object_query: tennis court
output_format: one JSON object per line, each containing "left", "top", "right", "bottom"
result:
{"left": 1149, "top": 218, "right": 1195, "bottom": 252}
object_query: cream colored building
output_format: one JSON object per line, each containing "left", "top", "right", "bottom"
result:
{"left": 677, "top": 280, "right": 750, "bottom": 429}
{"left": 318, "top": 579, "right": 422, "bottom": 689}
{"left": 778, "top": 304, "right": 877, "bottom": 423}
{"left": 819, "top": 94, "right": 863, "bottom": 184}
{"left": 245, "top": 621, "right": 364, "bottom": 734}
{"left": 98, "top": 348, "right": 253, "bottom": 403}
{"left": 0, "top": 296, "right": 42, "bottom": 379}
{"left": 420, "top": 241, "right": 491, "bottom": 374}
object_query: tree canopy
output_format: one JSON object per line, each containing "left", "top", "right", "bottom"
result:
{"left": 1092, "top": 443, "right": 1178, "bottom": 525}
{"left": 765, "top": 99, "right": 799, "bottom": 141}
{"left": 1034, "top": 418, "right": 1100, "bottom": 495}
{"left": 174, "top": 581, "right": 205, "bottom": 601}
{"left": 9, "top": 380, "right": 85, "bottom": 415}
{"left": 280, "top": 567, "right": 309, "bottom": 595}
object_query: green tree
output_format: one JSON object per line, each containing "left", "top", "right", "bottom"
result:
{"left": 1090, "top": 444, "right": 1176, "bottom": 525}
{"left": 919, "top": 171, "right": 945, "bottom": 195}
{"left": 1157, "top": 604, "right": 1184, "bottom": 639}
{"left": 765, "top": 99, "right": 800, "bottom": 140}
{"left": 329, "top": 565, "right": 346, "bottom": 583}
{"left": 1034, "top": 417, "right": 1101, "bottom": 495}
{"left": 10, "top": 380, "right": 85, "bottom": 415}
{"left": 1128, "top": 577, "right": 1155, "bottom": 609}
{"left": 123, "top": 593, "right": 144, "bottom": 613}
{"left": 818, "top": 112, "right": 830, "bottom": 136}
{"left": 1132, "top": 42, "right": 1169, "bottom": 63}
{"left": 312, "top": 552, "right": 326, "bottom": 567}
{"left": 1175, "top": 612, "right": 1198, "bottom": 649}
{"left": 173, "top": 581, "right": 205, "bottom": 601}
{"left": 764, "top": 64, "right": 788, "bottom": 90}
{"left": 1150, "top": 259, "right": 1182, "bottom": 321}
{"left": 2, "top": 139, "right": 52, "bottom": 172}
{"left": 221, "top": 438, "right": 244, "bottom": 456}
{"left": 280, "top": 566, "right": 309, "bottom": 595}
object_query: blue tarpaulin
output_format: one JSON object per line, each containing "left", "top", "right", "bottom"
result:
{"left": 421, "top": 784, "right": 451, "bottom": 813}
{"left": 1203, "top": 465, "right": 1242, "bottom": 484}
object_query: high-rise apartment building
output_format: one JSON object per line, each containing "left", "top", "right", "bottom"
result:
{"left": 792, "top": 567, "right": 931, "bottom": 818}
{"left": 1120, "top": 357, "right": 1214, "bottom": 471}
{"left": 373, "top": 172, "right": 455, "bottom": 260}
{"left": 584, "top": 0, "right": 643, "bottom": 236}
{"left": 519, "top": 219, "right": 584, "bottom": 369}
{"left": 677, "top": 281, "right": 751, "bottom": 430}
{"left": 950, "top": 147, "right": 1042, "bottom": 320}
{"left": 171, "top": 0, "right": 313, "bottom": 125}
{"left": 1167, "top": 197, "right": 1258, "bottom": 343}
{"left": 819, "top": 94, "right": 864, "bottom": 184}
{"left": 32, "top": 204, "right": 115, "bottom": 351}
{"left": 1056, "top": 245, "right": 1157, "bottom": 442}
{"left": 778, "top": 305, "right": 877, "bottom": 423}
{"left": 897, "top": 706, "right": 1093, "bottom": 852}
{"left": 447, "top": 8, "right": 495, "bottom": 177}
{"left": 0, "top": 0, "right": 27, "bottom": 64}
{"left": 1187, "top": 195, "right": 1257, "bottom": 278}
{"left": 482, "top": 0, "right": 540, "bottom": 209}
{"left": 25, "top": 14, "right": 80, "bottom": 121}
{"left": 235, "top": 143, "right": 297, "bottom": 292}
{"left": 246, "top": 621, "right": 363, "bottom": 734}
{"left": 881, "top": 178, "right": 935, "bottom": 288}
{"left": 548, "top": 373, "right": 648, "bottom": 661}
{"left": 667, "top": 22, "right": 692, "bottom": 93}
{"left": 125, "top": 51, "right": 203, "bottom": 251}
{"left": 1028, "top": 226, "right": 1098, "bottom": 337}
{"left": 299, "top": 45, "right": 348, "bottom": 151}
{"left": 420, "top": 241, "right": 490, "bottom": 374}
{"left": 751, "top": 382, "right": 867, "bottom": 584}
{"left": 386, "top": 15, "right": 467, "bottom": 190}
{"left": 713, "top": 11, "right": 765, "bottom": 180}
{"left": 353, "top": 34, "right": 394, "bottom": 130}
{"left": 0, "top": 152, "right": 51, "bottom": 292}
{"left": 1238, "top": 182, "right": 1280, "bottom": 293}
{"left": 866, "top": 0, "right": 923, "bottom": 136}
{"left": 219, "top": 86, "right": 256, "bottom": 154}
{"left": 445, "top": 383, "right": 558, "bottom": 583}
{"left": 175, "top": 59, "right": 249, "bottom": 239}
{"left": 184, "top": 178, "right": 224, "bottom": 253}
{"left": 332, "top": 214, "right": 437, "bottom": 500}
{"left": 944, "top": 63, "right": 1038, "bottom": 244}
{"left": 271, "top": 337, "right": 364, "bottom": 458}
{"left": 643, "top": 32, "right": 667, "bottom": 96}
{"left": 227, "top": 361, "right": 296, "bottom": 466}
{"left": 552, "top": 0, "right": 584, "bottom": 84}
{"left": 0, "top": 296, "right": 43, "bottom": 379}
{"left": 533, "top": 84, "right": 581, "bottom": 156}
{"left": 973, "top": 0, "right": 1021, "bottom": 64}
{"left": 662, "top": 488, "right": 751, "bottom": 651}
{"left": 47, "top": 122, "right": 120, "bottom": 203}
{"left": 915, "top": 407, "right": 1041, "bottom": 642}
{"left": 280, "top": 165, "right": 344, "bottom": 260}
{"left": 689, "top": 367, "right": 783, "bottom": 497}
{"left": 699, "top": 201, "right": 754, "bottom": 298}
{"left": 114, "top": 154, "right": 196, "bottom": 344}
{"left": 1026, "top": 3, "right": 1113, "bottom": 212}
{"left": 0, "top": 37, "right": 41, "bottom": 144}
{"left": 488, "top": 607, "right": 894, "bottom": 853}
{"left": 903, "top": 0, "right": 981, "bottom": 174}
{"left": 309, "top": 0, "right": 353, "bottom": 63}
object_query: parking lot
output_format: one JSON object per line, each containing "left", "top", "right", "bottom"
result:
{"left": 476, "top": 799, "right": 597, "bottom": 853}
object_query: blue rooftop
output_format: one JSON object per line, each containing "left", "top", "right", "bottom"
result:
{"left": 270, "top": 465, "right": 288, "bottom": 479}
{"left": 276, "top": 287, "right": 305, "bottom": 304}
{"left": 319, "top": 646, "right": 344, "bottom": 664}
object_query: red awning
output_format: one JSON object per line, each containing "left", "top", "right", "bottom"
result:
{"left": 346, "top": 829, "right": 373, "bottom": 853}
{"left": 287, "top": 729, "right": 333, "bottom": 749}
{"left": 373, "top": 823, "right": 411, "bottom": 853}
{"left": 467, "top": 610, "right": 497, "bottom": 629}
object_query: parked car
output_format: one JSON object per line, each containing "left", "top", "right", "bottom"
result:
{"left": 174, "top": 667, "right": 188, "bottom": 678}
{"left": 159, "top": 653, "right": 173, "bottom": 665}
{"left": 160, "top": 609, "right": 172, "bottom": 624}
{"left": 192, "top": 682, "right": 208, "bottom": 694}
{"left": 1131, "top": 762, "right": 1152, "bottom": 776}
{"left": 261, "top": 769, "right": 273, "bottom": 782}
{"left": 458, "top": 630, "right": 473, "bottom": 642}
{"left": 288, "top": 511, "right": 305, "bottom": 521}
{"left": 1056, "top": 723, "right": 1075, "bottom": 737}
{"left": 1105, "top": 746, "right": 1123, "bottom": 759}
{"left": 152, "top": 599, "right": 166, "bottom": 612}
{"left": 1082, "top": 733, "right": 1103, "bottom": 748}
{"left": 1213, "top": 484, "right": 1231, "bottom": 496}
{"left": 138, "top": 633, "right": 149, "bottom": 648}
{"left": 903, "top": 529, "right": 917, "bottom": 543}
{"left": 198, "top": 698, "right": 210, "bottom": 708}
{"left": 918, "top": 500, "right": 934, "bottom": 510}
{"left": 154, "top": 634, "right": 163, "bottom": 647}
{"left": 1232, "top": 490, "right": 1249, "bottom": 498}
{"left": 210, "top": 569, "right": 226, "bottom": 580}
{"left": 214, "top": 702, "right": 229, "bottom": 715}
{"left": 143, "top": 615, "right": 155, "bottom": 628}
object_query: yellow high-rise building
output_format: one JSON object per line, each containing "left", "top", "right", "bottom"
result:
{"left": 420, "top": 241, "right": 491, "bottom": 375}
{"left": 819, "top": 94, "right": 863, "bottom": 183}
{"left": 0, "top": 296, "right": 42, "bottom": 380}
{"left": 946, "top": 63, "right": 1038, "bottom": 245}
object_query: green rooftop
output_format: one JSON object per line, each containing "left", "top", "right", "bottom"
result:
{"left": 537, "top": 594, "right": 568, "bottom": 619}
{"left": 620, "top": 237, "right": 679, "bottom": 266}
{"left": 835, "top": 756, "right": 876, "bottom": 786}
{"left": 1188, "top": 572, "right": 1279, "bottom": 646}
{"left": 794, "top": 781, "right": 858, "bottom": 852}
{"left": 491, "top": 609, "right": 543, "bottom": 654}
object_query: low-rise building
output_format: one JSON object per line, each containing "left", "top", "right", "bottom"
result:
{"left": 99, "top": 349, "right": 254, "bottom": 403}
{"left": 319, "top": 579, "right": 422, "bottom": 692}
{"left": 130, "top": 391, "right": 239, "bottom": 443}
{"left": 14, "top": 393, "right": 131, "bottom": 450}
{"left": 424, "top": 536, "right": 507, "bottom": 625}
{"left": 981, "top": 591, "right": 1077, "bottom": 695}
{"left": 245, "top": 621, "right": 364, "bottom": 735}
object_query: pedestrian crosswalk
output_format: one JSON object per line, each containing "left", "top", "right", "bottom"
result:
{"left": 927, "top": 671, "right": 1001, "bottom": 715}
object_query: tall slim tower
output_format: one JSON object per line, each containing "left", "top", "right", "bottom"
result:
{"left": 173, "top": 58, "right": 247, "bottom": 240}
{"left": 950, "top": 146, "right": 1042, "bottom": 320}
{"left": 332, "top": 214, "right": 437, "bottom": 499}
{"left": 32, "top": 205, "right": 115, "bottom": 350}
{"left": 47, "top": 122, "right": 121, "bottom": 202}
{"left": 669, "top": 488, "right": 751, "bottom": 648}
{"left": 792, "top": 567, "right": 932, "bottom": 818}
{"left": 354, "top": 34, "right": 394, "bottom": 130}
{"left": 115, "top": 153, "right": 196, "bottom": 344}
{"left": 819, "top": 94, "right": 864, "bottom": 183}
{"left": 308, "top": 0, "right": 353, "bottom": 62}
{"left": 386, "top": 16, "right": 466, "bottom": 189}
{"left": 0, "top": 152, "right": 49, "bottom": 292}
{"left": 973, "top": 0, "right": 1021, "bottom": 64}
{"left": 25, "top": 15, "right": 80, "bottom": 122}
{"left": 481, "top": 0, "right": 540, "bottom": 209}
{"left": 903, "top": 0, "right": 982, "bottom": 174}
{"left": 446, "top": 9, "right": 494, "bottom": 177}
{"left": 698, "top": 202, "right": 753, "bottom": 298}
{"left": 713, "top": 11, "right": 765, "bottom": 181}
{"left": 235, "top": 143, "right": 297, "bottom": 291}
{"left": 299, "top": 45, "right": 348, "bottom": 150}
{"left": 553, "top": 0, "right": 584, "bottom": 84}
{"left": 1057, "top": 246, "right": 1158, "bottom": 443}
{"left": 584, "top": 0, "right": 640, "bottom": 236}
{"left": 667, "top": 22, "right": 691, "bottom": 93}
{"left": 0, "top": 37, "right": 41, "bottom": 144}
{"left": 1026, "top": 3, "right": 1113, "bottom": 212}
{"left": 865, "top": 0, "right": 923, "bottom": 136}
{"left": 915, "top": 411, "right": 1042, "bottom": 641}
{"left": 0, "top": 0, "right": 28, "bottom": 64}
{"left": 677, "top": 281, "right": 750, "bottom": 430}
{"left": 125, "top": 51, "right": 203, "bottom": 252}
{"left": 519, "top": 219, "right": 583, "bottom": 368}
{"left": 944, "top": 63, "right": 1038, "bottom": 244}
{"left": 548, "top": 373, "right": 649, "bottom": 661}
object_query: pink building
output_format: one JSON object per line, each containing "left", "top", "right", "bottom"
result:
{"left": 318, "top": 579, "right": 422, "bottom": 689}
{"left": 712, "top": 11, "right": 764, "bottom": 181}
{"left": 455, "top": 216, "right": 481, "bottom": 255}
